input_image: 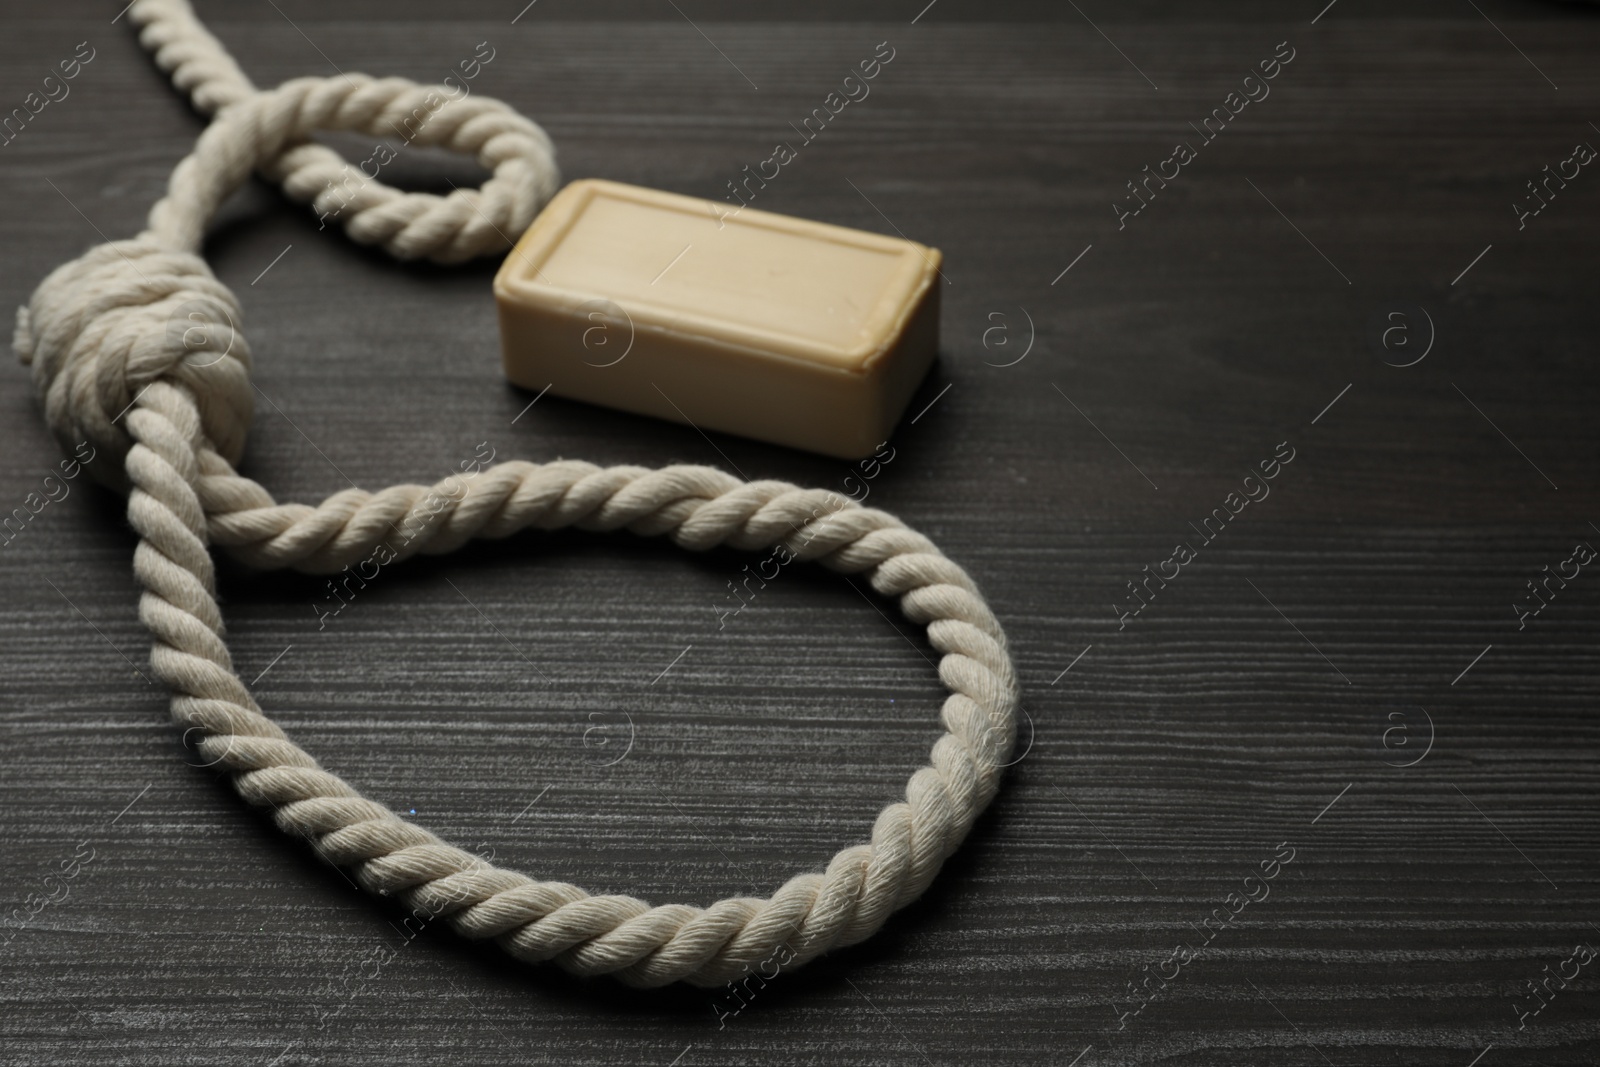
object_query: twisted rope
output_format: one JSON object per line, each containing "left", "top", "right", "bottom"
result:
{"left": 15, "top": 0, "right": 1020, "bottom": 987}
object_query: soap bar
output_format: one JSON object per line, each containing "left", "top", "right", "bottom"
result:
{"left": 493, "top": 179, "right": 940, "bottom": 460}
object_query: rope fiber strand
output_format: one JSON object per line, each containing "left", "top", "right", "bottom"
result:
{"left": 15, "top": 0, "right": 1021, "bottom": 987}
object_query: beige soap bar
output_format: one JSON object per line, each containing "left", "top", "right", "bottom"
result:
{"left": 493, "top": 179, "right": 940, "bottom": 460}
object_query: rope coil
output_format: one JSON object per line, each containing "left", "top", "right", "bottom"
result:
{"left": 17, "top": 0, "right": 1020, "bottom": 987}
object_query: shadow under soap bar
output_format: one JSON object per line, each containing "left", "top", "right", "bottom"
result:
{"left": 493, "top": 179, "right": 940, "bottom": 460}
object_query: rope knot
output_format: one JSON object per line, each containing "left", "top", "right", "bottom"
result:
{"left": 15, "top": 237, "right": 252, "bottom": 488}
{"left": 15, "top": 64, "right": 558, "bottom": 489}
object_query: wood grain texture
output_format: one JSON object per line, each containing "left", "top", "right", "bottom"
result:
{"left": 3, "top": 2, "right": 1599, "bottom": 1064}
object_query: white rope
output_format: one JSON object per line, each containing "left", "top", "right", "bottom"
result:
{"left": 15, "top": 0, "right": 1020, "bottom": 987}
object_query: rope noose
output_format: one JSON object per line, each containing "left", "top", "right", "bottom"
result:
{"left": 15, "top": 0, "right": 1020, "bottom": 987}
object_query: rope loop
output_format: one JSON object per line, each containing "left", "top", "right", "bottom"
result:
{"left": 15, "top": 0, "right": 1020, "bottom": 987}
{"left": 146, "top": 73, "right": 558, "bottom": 262}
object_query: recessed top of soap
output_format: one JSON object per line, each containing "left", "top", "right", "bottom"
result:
{"left": 495, "top": 178, "right": 940, "bottom": 372}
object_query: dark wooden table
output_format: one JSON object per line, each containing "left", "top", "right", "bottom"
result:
{"left": 4, "top": 2, "right": 1599, "bottom": 1064}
